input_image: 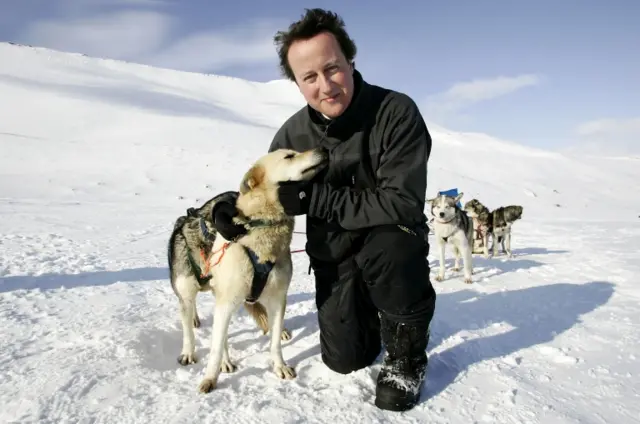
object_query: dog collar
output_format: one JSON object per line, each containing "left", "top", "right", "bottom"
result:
{"left": 434, "top": 217, "right": 456, "bottom": 224}
{"left": 242, "top": 218, "right": 289, "bottom": 229}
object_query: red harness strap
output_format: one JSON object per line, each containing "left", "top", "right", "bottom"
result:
{"left": 199, "top": 242, "right": 230, "bottom": 279}
{"left": 472, "top": 218, "right": 486, "bottom": 247}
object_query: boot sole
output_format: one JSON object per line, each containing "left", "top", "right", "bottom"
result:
{"left": 374, "top": 390, "right": 418, "bottom": 412}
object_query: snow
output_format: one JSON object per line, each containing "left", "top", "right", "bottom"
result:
{"left": 1, "top": 41, "right": 639, "bottom": 423}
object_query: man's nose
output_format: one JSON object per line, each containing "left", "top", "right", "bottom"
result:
{"left": 319, "top": 75, "right": 333, "bottom": 93}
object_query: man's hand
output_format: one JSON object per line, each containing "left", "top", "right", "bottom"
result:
{"left": 211, "top": 201, "right": 247, "bottom": 241}
{"left": 277, "top": 181, "right": 314, "bottom": 216}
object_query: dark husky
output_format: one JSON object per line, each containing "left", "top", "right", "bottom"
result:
{"left": 463, "top": 198, "right": 493, "bottom": 258}
{"left": 463, "top": 198, "right": 523, "bottom": 258}
{"left": 490, "top": 205, "right": 523, "bottom": 257}
{"left": 167, "top": 191, "right": 290, "bottom": 367}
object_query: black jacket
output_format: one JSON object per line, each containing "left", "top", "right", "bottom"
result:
{"left": 269, "top": 70, "right": 432, "bottom": 263}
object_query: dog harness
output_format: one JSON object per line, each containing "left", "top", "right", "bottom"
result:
{"left": 243, "top": 246, "right": 275, "bottom": 304}
{"left": 191, "top": 216, "right": 277, "bottom": 304}
{"left": 187, "top": 247, "right": 213, "bottom": 286}
{"left": 473, "top": 219, "right": 487, "bottom": 245}
{"left": 434, "top": 209, "right": 470, "bottom": 243}
{"left": 184, "top": 218, "right": 217, "bottom": 286}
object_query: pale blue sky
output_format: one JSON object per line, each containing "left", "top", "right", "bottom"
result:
{"left": 2, "top": 0, "right": 639, "bottom": 153}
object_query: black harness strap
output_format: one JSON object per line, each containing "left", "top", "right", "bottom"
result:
{"left": 180, "top": 218, "right": 216, "bottom": 286}
{"left": 187, "top": 249, "right": 212, "bottom": 285}
{"left": 199, "top": 218, "right": 216, "bottom": 242}
{"left": 243, "top": 246, "right": 275, "bottom": 304}
{"left": 435, "top": 215, "right": 456, "bottom": 243}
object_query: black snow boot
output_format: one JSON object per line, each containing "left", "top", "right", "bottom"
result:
{"left": 374, "top": 314, "right": 430, "bottom": 412}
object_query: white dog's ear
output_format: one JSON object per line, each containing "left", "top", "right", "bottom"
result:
{"left": 239, "top": 164, "right": 265, "bottom": 194}
{"left": 455, "top": 192, "right": 464, "bottom": 203}
{"left": 426, "top": 197, "right": 436, "bottom": 205}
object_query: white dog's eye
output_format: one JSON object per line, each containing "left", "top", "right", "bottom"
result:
{"left": 284, "top": 153, "right": 295, "bottom": 159}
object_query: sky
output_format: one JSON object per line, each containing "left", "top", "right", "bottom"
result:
{"left": 2, "top": 0, "right": 639, "bottom": 154}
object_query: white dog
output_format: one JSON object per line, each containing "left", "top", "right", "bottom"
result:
{"left": 427, "top": 192, "right": 474, "bottom": 284}
{"left": 171, "top": 147, "right": 328, "bottom": 393}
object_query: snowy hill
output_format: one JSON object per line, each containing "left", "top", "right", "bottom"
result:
{"left": 1, "top": 42, "right": 638, "bottom": 423}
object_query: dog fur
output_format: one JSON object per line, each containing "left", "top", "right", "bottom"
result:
{"left": 169, "top": 147, "right": 328, "bottom": 394}
{"left": 463, "top": 198, "right": 493, "bottom": 258}
{"left": 489, "top": 205, "right": 523, "bottom": 257}
{"left": 427, "top": 192, "right": 474, "bottom": 284}
{"left": 462, "top": 199, "right": 523, "bottom": 258}
{"left": 167, "top": 191, "right": 290, "bottom": 369}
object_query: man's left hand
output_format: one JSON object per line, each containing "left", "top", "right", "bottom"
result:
{"left": 278, "top": 180, "right": 314, "bottom": 216}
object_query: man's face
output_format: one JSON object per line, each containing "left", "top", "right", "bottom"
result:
{"left": 287, "top": 31, "right": 354, "bottom": 119}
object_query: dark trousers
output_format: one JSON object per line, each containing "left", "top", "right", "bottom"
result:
{"left": 311, "top": 224, "right": 436, "bottom": 374}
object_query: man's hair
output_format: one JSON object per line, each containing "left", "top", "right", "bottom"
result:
{"left": 274, "top": 8, "right": 357, "bottom": 81}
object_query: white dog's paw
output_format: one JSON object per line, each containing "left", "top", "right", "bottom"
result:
{"left": 280, "top": 328, "right": 292, "bottom": 341}
{"left": 177, "top": 352, "right": 197, "bottom": 366}
{"left": 198, "top": 377, "right": 217, "bottom": 394}
{"left": 273, "top": 364, "right": 296, "bottom": 380}
{"left": 435, "top": 274, "right": 444, "bottom": 282}
{"left": 452, "top": 266, "right": 460, "bottom": 272}
{"left": 464, "top": 276, "right": 473, "bottom": 284}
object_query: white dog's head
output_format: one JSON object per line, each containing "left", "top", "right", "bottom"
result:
{"left": 236, "top": 148, "right": 328, "bottom": 218}
{"left": 239, "top": 148, "right": 328, "bottom": 194}
{"left": 427, "top": 192, "right": 464, "bottom": 223}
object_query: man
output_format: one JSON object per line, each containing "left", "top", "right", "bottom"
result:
{"left": 211, "top": 8, "right": 436, "bottom": 412}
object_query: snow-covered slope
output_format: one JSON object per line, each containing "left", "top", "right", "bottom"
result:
{"left": 1, "top": 42, "right": 638, "bottom": 423}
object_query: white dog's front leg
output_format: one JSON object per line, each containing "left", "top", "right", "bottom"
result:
{"left": 435, "top": 239, "right": 446, "bottom": 281}
{"left": 505, "top": 231, "right": 512, "bottom": 258}
{"left": 267, "top": 298, "right": 296, "bottom": 380}
{"left": 462, "top": 239, "right": 474, "bottom": 284}
{"left": 198, "top": 301, "right": 236, "bottom": 393}
{"left": 452, "top": 246, "right": 461, "bottom": 271}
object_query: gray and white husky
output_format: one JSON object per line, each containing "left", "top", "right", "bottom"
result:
{"left": 427, "top": 192, "right": 474, "bottom": 284}
{"left": 463, "top": 198, "right": 493, "bottom": 258}
{"left": 489, "top": 205, "right": 523, "bottom": 257}
{"left": 167, "top": 191, "right": 291, "bottom": 369}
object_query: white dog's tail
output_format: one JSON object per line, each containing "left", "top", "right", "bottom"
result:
{"left": 243, "top": 302, "right": 269, "bottom": 334}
